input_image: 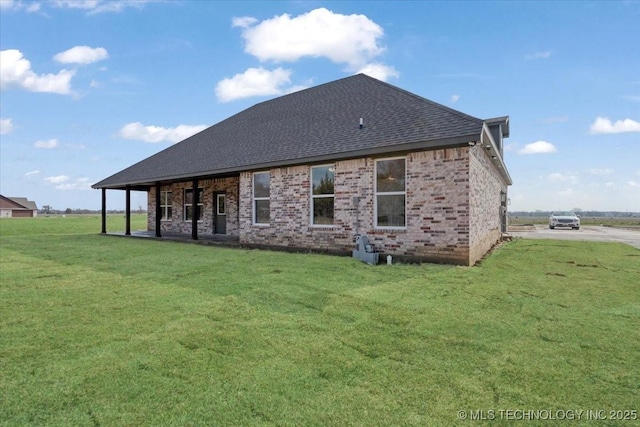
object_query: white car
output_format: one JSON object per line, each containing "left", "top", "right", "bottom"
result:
{"left": 549, "top": 211, "right": 580, "bottom": 230}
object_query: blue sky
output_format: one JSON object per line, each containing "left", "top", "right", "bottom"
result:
{"left": 1, "top": 0, "right": 639, "bottom": 212}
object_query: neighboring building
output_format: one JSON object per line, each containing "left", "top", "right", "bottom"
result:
{"left": 0, "top": 195, "right": 38, "bottom": 218}
{"left": 93, "top": 74, "right": 511, "bottom": 265}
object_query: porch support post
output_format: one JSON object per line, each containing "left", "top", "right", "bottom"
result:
{"left": 192, "top": 178, "right": 198, "bottom": 240}
{"left": 125, "top": 186, "right": 131, "bottom": 236}
{"left": 101, "top": 188, "right": 107, "bottom": 234}
{"left": 155, "top": 182, "right": 162, "bottom": 237}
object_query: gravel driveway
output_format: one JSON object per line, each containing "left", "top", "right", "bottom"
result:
{"left": 508, "top": 225, "right": 640, "bottom": 249}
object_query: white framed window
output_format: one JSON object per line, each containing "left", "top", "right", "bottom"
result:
{"left": 184, "top": 188, "right": 203, "bottom": 221}
{"left": 311, "top": 164, "right": 335, "bottom": 225}
{"left": 375, "top": 157, "right": 406, "bottom": 228}
{"left": 253, "top": 172, "right": 270, "bottom": 225}
{"left": 160, "top": 191, "right": 172, "bottom": 221}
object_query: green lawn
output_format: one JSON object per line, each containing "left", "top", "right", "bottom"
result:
{"left": 1, "top": 217, "right": 638, "bottom": 426}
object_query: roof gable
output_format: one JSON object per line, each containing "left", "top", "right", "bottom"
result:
{"left": 0, "top": 195, "right": 37, "bottom": 210}
{"left": 94, "top": 74, "right": 488, "bottom": 189}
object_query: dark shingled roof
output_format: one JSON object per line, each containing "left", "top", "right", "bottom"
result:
{"left": 93, "top": 74, "right": 492, "bottom": 189}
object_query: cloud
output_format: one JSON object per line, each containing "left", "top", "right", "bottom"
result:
{"left": 54, "top": 46, "right": 109, "bottom": 64}
{"left": 34, "top": 138, "right": 59, "bottom": 149}
{"left": 44, "top": 175, "right": 70, "bottom": 184}
{"left": 0, "top": 118, "right": 13, "bottom": 134}
{"left": 627, "top": 181, "right": 638, "bottom": 188}
{"left": 589, "top": 168, "right": 615, "bottom": 176}
{"left": 518, "top": 140, "right": 557, "bottom": 154}
{"left": 231, "top": 7, "right": 396, "bottom": 81}
{"left": 589, "top": 117, "right": 640, "bottom": 134}
{"left": 525, "top": 51, "right": 552, "bottom": 60}
{"left": 51, "top": 0, "right": 156, "bottom": 15}
{"left": 0, "top": 49, "right": 75, "bottom": 94}
{"left": 0, "top": 0, "right": 41, "bottom": 13}
{"left": 234, "top": 8, "right": 386, "bottom": 68}
{"left": 24, "top": 170, "right": 40, "bottom": 176}
{"left": 450, "top": 94, "right": 460, "bottom": 103}
{"left": 118, "top": 122, "right": 207, "bottom": 143}
{"left": 215, "top": 67, "right": 293, "bottom": 102}
{"left": 54, "top": 177, "right": 91, "bottom": 190}
{"left": 356, "top": 62, "right": 399, "bottom": 82}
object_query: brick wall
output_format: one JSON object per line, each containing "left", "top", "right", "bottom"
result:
{"left": 148, "top": 176, "right": 240, "bottom": 236}
{"left": 147, "top": 146, "right": 507, "bottom": 265}
{"left": 469, "top": 145, "right": 508, "bottom": 264}
{"left": 239, "top": 147, "right": 475, "bottom": 264}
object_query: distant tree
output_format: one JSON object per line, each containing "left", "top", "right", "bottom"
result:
{"left": 65, "top": 208, "right": 72, "bottom": 214}
{"left": 572, "top": 207, "right": 582, "bottom": 212}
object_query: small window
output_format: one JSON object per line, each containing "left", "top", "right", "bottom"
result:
{"left": 375, "top": 158, "right": 406, "bottom": 228}
{"left": 311, "top": 165, "right": 335, "bottom": 225}
{"left": 216, "top": 194, "right": 226, "bottom": 215}
{"left": 253, "top": 172, "right": 270, "bottom": 224}
{"left": 160, "top": 191, "right": 172, "bottom": 221}
{"left": 184, "top": 188, "right": 203, "bottom": 221}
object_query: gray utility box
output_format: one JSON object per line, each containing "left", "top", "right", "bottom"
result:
{"left": 352, "top": 235, "right": 379, "bottom": 265}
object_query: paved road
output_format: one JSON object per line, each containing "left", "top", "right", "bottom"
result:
{"left": 509, "top": 225, "right": 640, "bottom": 249}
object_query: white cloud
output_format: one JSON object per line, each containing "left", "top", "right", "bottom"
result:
{"left": 450, "top": 94, "right": 460, "bottom": 103}
{"left": 627, "top": 181, "right": 639, "bottom": 188}
{"left": 233, "top": 8, "right": 390, "bottom": 71}
{"left": 34, "top": 138, "right": 59, "bottom": 149}
{"left": 52, "top": 0, "right": 155, "bottom": 14}
{"left": 54, "top": 46, "right": 109, "bottom": 64}
{"left": 24, "top": 170, "right": 40, "bottom": 177}
{"left": 589, "top": 168, "right": 615, "bottom": 176}
{"left": 55, "top": 177, "right": 91, "bottom": 190}
{"left": 118, "top": 122, "right": 207, "bottom": 144}
{"left": 0, "top": 49, "right": 75, "bottom": 94}
{"left": 44, "top": 175, "right": 70, "bottom": 184}
{"left": 525, "top": 51, "right": 552, "bottom": 60}
{"left": 0, "top": 0, "right": 40, "bottom": 13}
{"left": 0, "top": 118, "right": 13, "bottom": 134}
{"left": 589, "top": 117, "right": 640, "bottom": 134}
{"left": 518, "top": 140, "right": 557, "bottom": 154}
{"left": 215, "top": 67, "right": 292, "bottom": 102}
{"left": 356, "top": 62, "right": 399, "bottom": 82}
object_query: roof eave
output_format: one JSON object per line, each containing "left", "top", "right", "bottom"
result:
{"left": 92, "top": 133, "right": 481, "bottom": 190}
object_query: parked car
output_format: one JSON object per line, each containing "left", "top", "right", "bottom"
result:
{"left": 549, "top": 211, "right": 580, "bottom": 230}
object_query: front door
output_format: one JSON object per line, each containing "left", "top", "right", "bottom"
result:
{"left": 214, "top": 193, "right": 226, "bottom": 234}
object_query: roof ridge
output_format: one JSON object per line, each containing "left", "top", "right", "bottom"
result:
{"left": 355, "top": 73, "right": 484, "bottom": 124}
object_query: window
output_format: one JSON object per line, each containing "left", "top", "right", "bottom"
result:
{"left": 160, "top": 191, "right": 172, "bottom": 221}
{"left": 375, "top": 158, "right": 406, "bottom": 228}
{"left": 311, "top": 165, "right": 335, "bottom": 225}
{"left": 184, "top": 188, "right": 203, "bottom": 221}
{"left": 253, "top": 172, "right": 270, "bottom": 224}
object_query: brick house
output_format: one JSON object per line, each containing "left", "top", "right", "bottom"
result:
{"left": 0, "top": 195, "right": 38, "bottom": 218}
{"left": 93, "top": 74, "right": 511, "bottom": 265}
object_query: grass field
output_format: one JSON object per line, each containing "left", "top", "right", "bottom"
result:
{"left": 1, "top": 216, "right": 639, "bottom": 426}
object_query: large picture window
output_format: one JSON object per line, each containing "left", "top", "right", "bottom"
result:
{"left": 311, "top": 165, "right": 335, "bottom": 225}
{"left": 184, "top": 188, "right": 203, "bottom": 221}
{"left": 253, "top": 172, "right": 270, "bottom": 224}
{"left": 160, "top": 191, "right": 172, "bottom": 221}
{"left": 375, "top": 158, "right": 406, "bottom": 228}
